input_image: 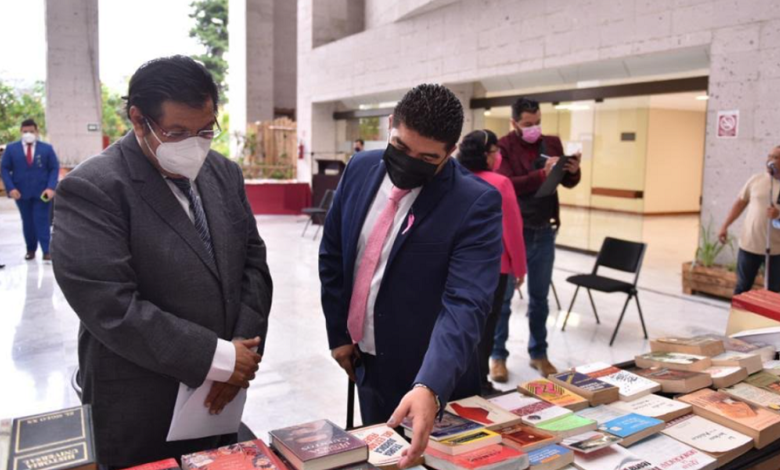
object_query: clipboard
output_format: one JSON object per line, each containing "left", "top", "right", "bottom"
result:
{"left": 534, "top": 155, "right": 571, "bottom": 198}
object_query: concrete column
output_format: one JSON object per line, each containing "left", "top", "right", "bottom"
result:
{"left": 445, "top": 82, "right": 475, "bottom": 139}
{"left": 45, "top": 0, "right": 102, "bottom": 167}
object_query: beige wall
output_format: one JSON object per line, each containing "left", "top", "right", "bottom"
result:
{"left": 644, "top": 108, "right": 705, "bottom": 214}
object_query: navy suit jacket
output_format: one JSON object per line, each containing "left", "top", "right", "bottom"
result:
{"left": 319, "top": 150, "right": 503, "bottom": 408}
{"left": 1, "top": 140, "right": 60, "bottom": 199}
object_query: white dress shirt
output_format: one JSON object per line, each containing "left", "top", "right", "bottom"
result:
{"left": 354, "top": 175, "right": 421, "bottom": 355}
{"left": 165, "top": 176, "right": 236, "bottom": 382}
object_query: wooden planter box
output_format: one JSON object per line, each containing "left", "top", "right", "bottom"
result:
{"left": 682, "top": 262, "right": 763, "bottom": 300}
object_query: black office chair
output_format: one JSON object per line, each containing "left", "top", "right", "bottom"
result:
{"left": 561, "top": 237, "right": 648, "bottom": 346}
{"left": 301, "top": 189, "right": 335, "bottom": 239}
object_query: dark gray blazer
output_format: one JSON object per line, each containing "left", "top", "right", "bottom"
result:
{"left": 52, "top": 133, "right": 273, "bottom": 467}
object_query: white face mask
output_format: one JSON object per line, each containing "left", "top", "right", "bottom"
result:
{"left": 22, "top": 132, "right": 36, "bottom": 144}
{"left": 145, "top": 122, "right": 211, "bottom": 180}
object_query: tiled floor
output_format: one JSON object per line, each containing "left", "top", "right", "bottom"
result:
{"left": 0, "top": 198, "right": 729, "bottom": 442}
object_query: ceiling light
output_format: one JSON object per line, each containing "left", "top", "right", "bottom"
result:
{"left": 484, "top": 110, "right": 492, "bottom": 116}
{"left": 695, "top": 95, "right": 709, "bottom": 101}
{"left": 555, "top": 104, "right": 590, "bottom": 111}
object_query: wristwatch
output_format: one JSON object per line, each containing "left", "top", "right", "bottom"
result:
{"left": 413, "top": 383, "right": 441, "bottom": 413}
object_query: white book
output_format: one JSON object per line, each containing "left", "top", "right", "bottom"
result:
{"left": 575, "top": 363, "right": 660, "bottom": 400}
{"left": 350, "top": 424, "right": 410, "bottom": 467}
{"left": 723, "top": 382, "right": 780, "bottom": 411}
{"left": 609, "top": 394, "right": 691, "bottom": 421}
{"left": 576, "top": 405, "right": 626, "bottom": 425}
{"left": 705, "top": 366, "right": 743, "bottom": 378}
{"left": 489, "top": 392, "right": 572, "bottom": 426}
{"left": 630, "top": 434, "right": 717, "bottom": 470}
{"left": 572, "top": 445, "right": 660, "bottom": 470}
{"left": 446, "top": 396, "right": 523, "bottom": 429}
{"left": 662, "top": 415, "right": 753, "bottom": 455}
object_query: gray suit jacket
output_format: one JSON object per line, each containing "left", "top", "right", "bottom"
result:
{"left": 52, "top": 133, "right": 273, "bottom": 467}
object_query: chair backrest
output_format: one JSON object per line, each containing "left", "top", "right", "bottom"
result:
{"left": 593, "top": 237, "right": 647, "bottom": 283}
{"left": 320, "top": 189, "right": 336, "bottom": 210}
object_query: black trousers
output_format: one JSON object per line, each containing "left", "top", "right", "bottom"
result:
{"left": 480, "top": 273, "right": 509, "bottom": 387}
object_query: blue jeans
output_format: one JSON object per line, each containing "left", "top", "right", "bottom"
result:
{"left": 735, "top": 249, "right": 780, "bottom": 294}
{"left": 524, "top": 226, "right": 556, "bottom": 360}
{"left": 491, "top": 273, "right": 515, "bottom": 361}
{"left": 15, "top": 197, "right": 52, "bottom": 254}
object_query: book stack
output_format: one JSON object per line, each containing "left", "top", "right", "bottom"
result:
{"left": 182, "top": 440, "right": 289, "bottom": 470}
{"left": 650, "top": 336, "right": 725, "bottom": 357}
{"left": 445, "top": 397, "right": 523, "bottom": 430}
{"left": 628, "top": 367, "right": 712, "bottom": 394}
{"left": 487, "top": 393, "right": 573, "bottom": 427}
{"left": 576, "top": 406, "right": 664, "bottom": 447}
{"left": 269, "top": 420, "right": 369, "bottom": 470}
{"left": 574, "top": 363, "right": 661, "bottom": 400}
{"left": 547, "top": 372, "right": 619, "bottom": 406}
{"left": 710, "top": 351, "right": 763, "bottom": 374}
{"left": 634, "top": 352, "right": 712, "bottom": 372}
{"left": 518, "top": 379, "right": 589, "bottom": 412}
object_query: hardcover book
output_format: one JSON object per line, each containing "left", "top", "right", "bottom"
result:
{"left": 634, "top": 352, "right": 711, "bottom": 372}
{"left": 598, "top": 414, "right": 665, "bottom": 447}
{"left": 710, "top": 351, "right": 763, "bottom": 374}
{"left": 722, "top": 382, "right": 780, "bottom": 411}
{"left": 446, "top": 397, "right": 522, "bottom": 430}
{"left": 574, "top": 363, "right": 660, "bottom": 401}
{"left": 427, "top": 429, "right": 502, "bottom": 456}
{"left": 518, "top": 380, "right": 588, "bottom": 411}
{"left": 608, "top": 395, "right": 691, "bottom": 423}
{"left": 424, "top": 444, "right": 528, "bottom": 470}
{"left": 494, "top": 423, "right": 558, "bottom": 453}
{"left": 628, "top": 367, "right": 711, "bottom": 394}
{"left": 548, "top": 372, "right": 619, "bottom": 406}
{"left": 677, "top": 388, "right": 780, "bottom": 449}
{"left": 6, "top": 406, "right": 96, "bottom": 470}
{"left": 349, "top": 425, "right": 409, "bottom": 467}
{"left": 402, "top": 412, "right": 482, "bottom": 442}
{"left": 122, "top": 459, "right": 181, "bottom": 470}
{"left": 629, "top": 434, "right": 717, "bottom": 470}
{"left": 704, "top": 366, "right": 747, "bottom": 389}
{"left": 535, "top": 415, "right": 598, "bottom": 439}
{"left": 488, "top": 393, "right": 572, "bottom": 426}
{"left": 649, "top": 337, "right": 725, "bottom": 357}
{"left": 527, "top": 445, "right": 574, "bottom": 470}
{"left": 661, "top": 414, "right": 753, "bottom": 465}
{"left": 269, "top": 420, "right": 368, "bottom": 470}
{"left": 181, "top": 440, "right": 290, "bottom": 470}
{"left": 560, "top": 432, "right": 621, "bottom": 454}
{"left": 571, "top": 445, "right": 660, "bottom": 470}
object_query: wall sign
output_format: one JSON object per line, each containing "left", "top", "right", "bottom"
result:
{"left": 717, "top": 110, "right": 739, "bottom": 139}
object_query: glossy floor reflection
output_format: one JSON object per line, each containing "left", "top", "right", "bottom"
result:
{"left": 0, "top": 197, "right": 728, "bottom": 441}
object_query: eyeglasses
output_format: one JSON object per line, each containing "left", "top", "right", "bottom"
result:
{"left": 145, "top": 116, "right": 222, "bottom": 142}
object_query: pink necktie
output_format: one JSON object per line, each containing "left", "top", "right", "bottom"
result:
{"left": 348, "top": 186, "right": 410, "bottom": 343}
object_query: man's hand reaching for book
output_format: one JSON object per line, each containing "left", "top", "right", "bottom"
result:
{"left": 387, "top": 386, "right": 437, "bottom": 469}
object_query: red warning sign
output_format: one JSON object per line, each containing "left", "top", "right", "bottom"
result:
{"left": 717, "top": 110, "right": 739, "bottom": 139}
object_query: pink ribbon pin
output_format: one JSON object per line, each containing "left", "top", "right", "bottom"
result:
{"left": 402, "top": 214, "right": 415, "bottom": 235}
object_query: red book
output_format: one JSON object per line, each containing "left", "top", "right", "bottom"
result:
{"left": 122, "top": 459, "right": 181, "bottom": 470}
{"left": 424, "top": 444, "right": 528, "bottom": 470}
{"left": 732, "top": 290, "right": 780, "bottom": 322}
{"left": 181, "top": 439, "right": 290, "bottom": 470}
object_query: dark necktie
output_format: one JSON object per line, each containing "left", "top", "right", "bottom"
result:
{"left": 168, "top": 178, "right": 215, "bottom": 261}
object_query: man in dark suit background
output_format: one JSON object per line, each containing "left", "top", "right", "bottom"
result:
{"left": 52, "top": 56, "right": 273, "bottom": 467}
{"left": 1, "top": 118, "right": 59, "bottom": 261}
{"left": 320, "top": 84, "right": 503, "bottom": 468}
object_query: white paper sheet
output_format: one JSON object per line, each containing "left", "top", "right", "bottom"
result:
{"left": 167, "top": 380, "right": 247, "bottom": 442}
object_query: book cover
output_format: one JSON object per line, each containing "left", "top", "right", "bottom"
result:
{"left": 711, "top": 351, "right": 762, "bottom": 374}
{"left": 630, "top": 367, "right": 703, "bottom": 382}
{"left": 527, "top": 445, "right": 573, "bottom": 467}
{"left": 636, "top": 352, "right": 708, "bottom": 366}
{"left": 763, "top": 360, "right": 780, "bottom": 375}
{"left": 650, "top": 337, "right": 724, "bottom": 356}
{"left": 576, "top": 406, "right": 626, "bottom": 426}
{"left": 494, "top": 423, "right": 557, "bottom": 451}
{"left": 433, "top": 429, "right": 501, "bottom": 453}
{"left": 536, "top": 415, "right": 596, "bottom": 434}
{"left": 551, "top": 372, "right": 615, "bottom": 393}
{"left": 561, "top": 432, "right": 621, "bottom": 454}
{"left": 575, "top": 364, "right": 660, "bottom": 400}
{"left": 7, "top": 405, "right": 96, "bottom": 470}
{"left": 349, "top": 425, "right": 409, "bottom": 466}
{"left": 446, "top": 397, "right": 521, "bottom": 429}
{"left": 598, "top": 414, "right": 664, "bottom": 439}
{"left": 488, "top": 393, "right": 571, "bottom": 426}
{"left": 629, "top": 435, "right": 717, "bottom": 470}
{"left": 519, "top": 380, "right": 587, "bottom": 410}
{"left": 181, "top": 440, "right": 290, "bottom": 470}
{"left": 705, "top": 366, "right": 744, "bottom": 379}
{"left": 744, "top": 371, "right": 780, "bottom": 392}
{"left": 424, "top": 444, "right": 527, "bottom": 470}
{"left": 122, "top": 459, "right": 181, "bottom": 470}
{"left": 571, "top": 445, "right": 661, "bottom": 470}
{"left": 402, "top": 412, "right": 482, "bottom": 441}
{"left": 677, "top": 389, "right": 780, "bottom": 432}
{"left": 269, "top": 420, "right": 367, "bottom": 463}
{"left": 662, "top": 415, "right": 753, "bottom": 455}
{"left": 722, "top": 383, "right": 780, "bottom": 411}
{"left": 609, "top": 395, "right": 691, "bottom": 422}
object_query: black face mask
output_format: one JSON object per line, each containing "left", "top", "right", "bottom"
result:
{"left": 383, "top": 143, "right": 440, "bottom": 190}
{"left": 354, "top": 147, "right": 361, "bottom": 153}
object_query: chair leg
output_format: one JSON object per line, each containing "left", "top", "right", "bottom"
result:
{"left": 635, "top": 294, "right": 648, "bottom": 339}
{"left": 301, "top": 217, "right": 312, "bottom": 237}
{"left": 586, "top": 289, "right": 601, "bottom": 324}
{"left": 610, "top": 294, "right": 633, "bottom": 347}
{"left": 561, "top": 286, "right": 580, "bottom": 332}
{"left": 550, "top": 280, "right": 562, "bottom": 310}
{"left": 313, "top": 222, "right": 323, "bottom": 240}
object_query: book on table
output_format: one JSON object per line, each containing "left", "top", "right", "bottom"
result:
{"left": 571, "top": 445, "right": 660, "bottom": 470}
{"left": 181, "top": 439, "right": 290, "bottom": 470}
{"left": 574, "top": 363, "right": 660, "bottom": 401}
{"left": 534, "top": 415, "right": 598, "bottom": 439}
{"left": 445, "top": 396, "right": 523, "bottom": 430}
{"left": 627, "top": 366, "right": 712, "bottom": 394}
{"left": 704, "top": 366, "right": 748, "bottom": 389}
{"left": 488, "top": 393, "right": 572, "bottom": 427}
{"left": 526, "top": 445, "right": 574, "bottom": 470}
{"left": 426, "top": 429, "right": 502, "bottom": 456}
{"left": 608, "top": 394, "right": 691, "bottom": 423}
{"left": 597, "top": 414, "right": 665, "bottom": 447}
{"left": 710, "top": 351, "right": 763, "bottom": 374}
{"left": 401, "top": 411, "right": 482, "bottom": 442}
{"left": 423, "top": 444, "right": 529, "bottom": 470}
{"left": 744, "top": 370, "right": 780, "bottom": 392}
{"left": 6, "top": 405, "right": 97, "bottom": 470}
{"left": 121, "top": 459, "right": 181, "bottom": 470}
{"left": 676, "top": 388, "right": 780, "bottom": 449}
{"left": 721, "top": 382, "right": 780, "bottom": 411}
{"left": 518, "top": 379, "right": 589, "bottom": 411}
{"left": 547, "top": 371, "right": 619, "bottom": 406}
{"left": 349, "top": 425, "right": 410, "bottom": 469}
{"left": 661, "top": 414, "right": 753, "bottom": 466}
{"left": 763, "top": 359, "right": 780, "bottom": 375}
{"left": 649, "top": 336, "right": 725, "bottom": 357}
{"left": 628, "top": 434, "right": 717, "bottom": 470}
{"left": 574, "top": 405, "right": 626, "bottom": 427}
{"left": 493, "top": 423, "right": 558, "bottom": 453}
{"left": 269, "top": 420, "right": 368, "bottom": 470}
{"left": 703, "top": 335, "right": 776, "bottom": 362}
{"left": 634, "top": 352, "right": 712, "bottom": 372}
{"left": 559, "top": 431, "right": 621, "bottom": 454}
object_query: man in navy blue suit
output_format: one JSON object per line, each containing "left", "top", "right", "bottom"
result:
{"left": 2, "top": 119, "right": 60, "bottom": 261}
{"left": 319, "top": 84, "right": 503, "bottom": 468}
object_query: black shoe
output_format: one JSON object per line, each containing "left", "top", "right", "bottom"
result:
{"left": 43, "top": 253, "right": 52, "bottom": 262}
{"left": 24, "top": 252, "right": 35, "bottom": 260}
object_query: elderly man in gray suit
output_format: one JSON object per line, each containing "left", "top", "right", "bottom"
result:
{"left": 52, "top": 56, "right": 273, "bottom": 467}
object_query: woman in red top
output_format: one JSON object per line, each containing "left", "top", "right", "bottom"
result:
{"left": 458, "top": 129, "right": 527, "bottom": 395}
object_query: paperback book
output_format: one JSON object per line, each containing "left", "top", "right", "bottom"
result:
{"left": 349, "top": 425, "right": 409, "bottom": 468}
{"left": 649, "top": 337, "right": 725, "bottom": 357}
{"left": 122, "top": 460, "right": 181, "bottom": 470}
{"left": 402, "top": 412, "right": 482, "bottom": 442}
{"left": 527, "top": 445, "right": 574, "bottom": 470}
{"left": 598, "top": 414, "right": 665, "bottom": 447}
{"left": 535, "top": 415, "right": 598, "bottom": 439}
{"left": 628, "top": 367, "right": 711, "bottom": 394}
{"left": 661, "top": 414, "right": 753, "bottom": 465}
{"left": 518, "top": 380, "right": 589, "bottom": 411}
{"left": 629, "top": 434, "right": 717, "bottom": 470}
{"left": 634, "top": 352, "right": 711, "bottom": 372}
{"left": 721, "top": 382, "right": 780, "bottom": 411}
{"left": 548, "top": 372, "right": 619, "bottom": 406}
{"left": 560, "top": 432, "right": 621, "bottom": 454}
{"left": 182, "top": 440, "right": 289, "bottom": 470}
{"left": 575, "top": 405, "right": 625, "bottom": 426}
{"left": 571, "top": 445, "right": 660, "bottom": 470}
{"left": 704, "top": 366, "right": 747, "bottom": 389}
{"left": 427, "top": 429, "right": 502, "bottom": 456}
{"left": 424, "top": 444, "right": 528, "bottom": 470}
{"left": 608, "top": 394, "right": 691, "bottom": 423}
{"left": 488, "top": 393, "right": 572, "bottom": 426}
{"left": 446, "top": 396, "right": 523, "bottom": 430}
{"left": 574, "top": 363, "right": 660, "bottom": 401}
{"left": 494, "top": 423, "right": 558, "bottom": 453}
{"left": 710, "top": 351, "right": 763, "bottom": 374}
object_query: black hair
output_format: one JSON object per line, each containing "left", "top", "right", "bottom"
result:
{"left": 511, "top": 97, "right": 540, "bottom": 121}
{"left": 20, "top": 119, "right": 38, "bottom": 130}
{"left": 355, "top": 139, "right": 365, "bottom": 146}
{"left": 392, "top": 84, "right": 464, "bottom": 150}
{"left": 457, "top": 130, "right": 498, "bottom": 172}
{"left": 124, "top": 55, "right": 219, "bottom": 121}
